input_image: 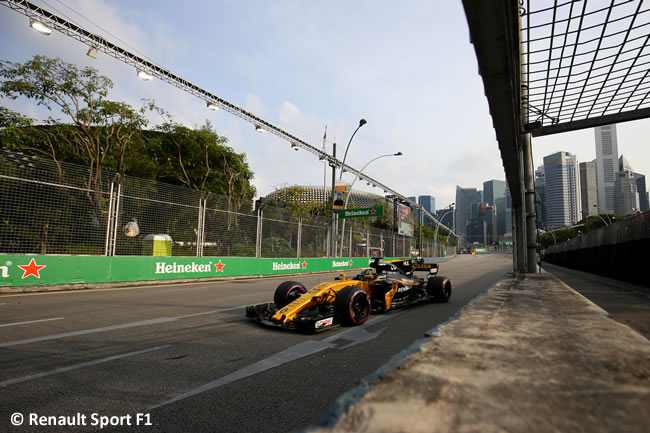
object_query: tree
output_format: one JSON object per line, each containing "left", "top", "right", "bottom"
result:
{"left": 148, "top": 118, "right": 255, "bottom": 201}
{"left": 0, "top": 56, "right": 149, "bottom": 224}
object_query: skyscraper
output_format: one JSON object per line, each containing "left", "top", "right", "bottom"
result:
{"left": 595, "top": 124, "right": 619, "bottom": 214}
{"left": 616, "top": 155, "right": 649, "bottom": 213}
{"left": 418, "top": 195, "right": 436, "bottom": 226}
{"left": 633, "top": 173, "right": 649, "bottom": 212}
{"left": 579, "top": 161, "right": 598, "bottom": 218}
{"left": 483, "top": 180, "right": 506, "bottom": 236}
{"left": 614, "top": 171, "right": 640, "bottom": 216}
{"left": 543, "top": 151, "right": 582, "bottom": 227}
{"left": 535, "top": 165, "right": 546, "bottom": 228}
{"left": 455, "top": 186, "right": 481, "bottom": 246}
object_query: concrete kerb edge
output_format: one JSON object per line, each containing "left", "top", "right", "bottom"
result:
{"left": 305, "top": 270, "right": 509, "bottom": 432}
{"left": 538, "top": 267, "right": 609, "bottom": 315}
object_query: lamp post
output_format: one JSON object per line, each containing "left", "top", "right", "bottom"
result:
{"left": 339, "top": 152, "right": 402, "bottom": 257}
{"left": 339, "top": 119, "right": 367, "bottom": 180}
{"left": 593, "top": 205, "right": 609, "bottom": 227}
{"left": 434, "top": 204, "right": 454, "bottom": 258}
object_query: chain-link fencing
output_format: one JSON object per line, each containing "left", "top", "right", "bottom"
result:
{"left": 1, "top": 149, "right": 453, "bottom": 258}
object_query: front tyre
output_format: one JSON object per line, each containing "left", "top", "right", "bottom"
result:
{"left": 274, "top": 281, "right": 307, "bottom": 308}
{"left": 426, "top": 276, "right": 452, "bottom": 303}
{"left": 334, "top": 286, "right": 371, "bottom": 326}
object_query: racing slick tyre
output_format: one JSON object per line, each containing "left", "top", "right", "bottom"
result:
{"left": 334, "top": 286, "right": 371, "bottom": 326}
{"left": 426, "top": 276, "right": 452, "bottom": 303}
{"left": 274, "top": 281, "right": 307, "bottom": 308}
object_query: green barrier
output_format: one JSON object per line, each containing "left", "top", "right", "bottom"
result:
{"left": 0, "top": 255, "right": 406, "bottom": 288}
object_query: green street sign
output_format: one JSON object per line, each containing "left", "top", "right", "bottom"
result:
{"left": 339, "top": 206, "right": 383, "bottom": 219}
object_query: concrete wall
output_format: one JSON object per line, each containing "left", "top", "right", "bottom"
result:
{"left": 542, "top": 212, "right": 649, "bottom": 287}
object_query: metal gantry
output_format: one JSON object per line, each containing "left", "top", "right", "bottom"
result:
{"left": 1, "top": 0, "right": 456, "bottom": 237}
{"left": 521, "top": 0, "right": 650, "bottom": 136}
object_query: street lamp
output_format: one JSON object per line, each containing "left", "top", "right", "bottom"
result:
{"left": 339, "top": 152, "right": 402, "bottom": 256}
{"left": 593, "top": 205, "right": 609, "bottom": 226}
{"left": 434, "top": 204, "right": 454, "bottom": 258}
{"left": 339, "top": 119, "right": 367, "bottom": 179}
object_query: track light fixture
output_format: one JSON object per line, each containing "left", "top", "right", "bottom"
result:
{"left": 30, "top": 19, "right": 52, "bottom": 35}
{"left": 137, "top": 70, "right": 153, "bottom": 81}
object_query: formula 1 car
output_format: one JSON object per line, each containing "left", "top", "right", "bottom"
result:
{"left": 245, "top": 258, "right": 451, "bottom": 332}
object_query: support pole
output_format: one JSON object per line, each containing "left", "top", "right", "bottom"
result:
{"left": 330, "top": 141, "right": 337, "bottom": 258}
{"left": 522, "top": 132, "right": 538, "bottom": 272}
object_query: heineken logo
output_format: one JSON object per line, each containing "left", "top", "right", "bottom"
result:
{"left": 155, "top": 261, "right": 225, "bottom": 274}
{"left": 272, "top": 261, "right": 308, "bottom": 271}
{"left": 339, "top": 206, "right": 383, "bottom": 219}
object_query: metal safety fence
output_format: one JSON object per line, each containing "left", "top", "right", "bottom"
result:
{"left": 0, "top": 149, "right": 452, "bottom": 258}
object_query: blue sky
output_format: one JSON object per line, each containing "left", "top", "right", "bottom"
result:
{"left": 1, "top": 0, "right": 649, "bottom": 209}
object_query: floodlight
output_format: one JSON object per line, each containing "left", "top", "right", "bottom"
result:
{"left": 30, "top": 19, "right": 52, "bottom": 35}
{"left": 206, "top": 102, "right": 219, "bottom": 110}
{"left": 255, "top": 125, "right": 265, "bottom": 133}
{"left": 86, "top": 48, "right": 97, "bottom": 59}
{"left": 137, "top": 70, "right": 153, "bottom": 81}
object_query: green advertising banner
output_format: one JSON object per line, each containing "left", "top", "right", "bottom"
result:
{"left": 0, "top": 255, "right": 404, "bottom": 290}
{"left": 339, "top": 206, "right": 383, "bottom": 219}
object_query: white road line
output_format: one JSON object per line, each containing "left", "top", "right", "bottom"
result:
{"left": 153, "top": 311, "right": 403, "bottom": 409}
{"left": 0, "top": 317, "right": 64, "bottom": 328}
{"left": 0, "top": 345, "right": 171, "bottom": 388}
{"left": 0, "top": 305, "right": 245, "bottom": 348}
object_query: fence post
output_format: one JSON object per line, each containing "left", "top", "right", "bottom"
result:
{"left": 297, "top": 217, "right": 302, "bottom": 258}
{"left": 196, "top": 198, "right": 202, "bottom": 257}
{"left": 111, "top": 182, "right": 122, "bottom": 257}
{"left": 256, "top": 208, "right": 263, "bottom": 258}
{"left": 326, "top": 222, "right": 331, "bottom": 258}
{"left": 104, "top": 182, "right": 115, "bottom": 256}
{"left": 366, "top": 228, "right": 370, "bottom": 257}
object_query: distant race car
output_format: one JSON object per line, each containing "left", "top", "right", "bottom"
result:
{"left": 245, "top": 257, "right": 452, "bottom": 332}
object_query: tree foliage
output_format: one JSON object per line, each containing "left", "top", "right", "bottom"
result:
{"left": 0, "top": 56, "right": 150, "bottom": 223}
{"left": 0, "top": 55, "right": 256, "bottom": 210}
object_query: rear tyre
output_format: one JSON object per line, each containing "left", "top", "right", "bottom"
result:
{"left": 426, "top": 276, "right": 452, "bottom": 303}
{"left": 274, "top": 281, "right": 307, "bottom": 308}
{"left": 334, "top": 286, "right": 371, "bottom": 326}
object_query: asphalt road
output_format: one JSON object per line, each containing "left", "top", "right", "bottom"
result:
{"left": 542, "top": 262, "right": 650, "bottom": 339}
{"left": 1, "top": 254, "right": 511, "bottom": 433}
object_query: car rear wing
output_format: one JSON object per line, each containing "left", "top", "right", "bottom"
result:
{"left": 371, "top": 258, "right": 438, "bottom": 275}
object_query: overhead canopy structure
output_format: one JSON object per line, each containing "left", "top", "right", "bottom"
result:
{"left": 462, "top": 0, "right": 650, "bottom": 272}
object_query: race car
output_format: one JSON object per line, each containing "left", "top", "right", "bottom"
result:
{"left": 245, "top": 257, "right": 451, "bottom": 332}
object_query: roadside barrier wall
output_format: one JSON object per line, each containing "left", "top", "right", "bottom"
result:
{"left": 0, "top": 255, "right": 407, "bottom": 290}
{"left": 542, "top": 211, "right": 649, "bottom": 287}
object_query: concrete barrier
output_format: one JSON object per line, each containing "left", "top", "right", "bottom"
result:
{"left": 542, "top": 212, "right": 649, "bottom": 287}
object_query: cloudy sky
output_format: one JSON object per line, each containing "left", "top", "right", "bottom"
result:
{"left": 1, "top": 0, "right": 649, "bottom": 210}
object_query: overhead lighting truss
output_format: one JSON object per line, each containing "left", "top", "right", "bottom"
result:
{"left": 1, "top": 0, "right": 454, "bottom": 234}
{"left": 520, "top": 0, "right": 650, "bottom": 136}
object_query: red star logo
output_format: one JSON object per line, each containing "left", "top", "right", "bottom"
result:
{"left": 215, "top": 260, "right": 225, "bottom": 272}
{"left": 350, "top": 260, "right": 353, "bottom": 266}
{"left": 301, "top": 261, "right": 308, "bottom": 269}
{"left": 18, "top": 258, "right": 47, "bottom": 279}
{"left": 371, "top": 209, "right": 376, "bottom": 215}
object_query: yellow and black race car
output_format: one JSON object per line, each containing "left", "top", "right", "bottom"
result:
{"left": 245, "top": 257, "right": 451, "bottom": 332}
